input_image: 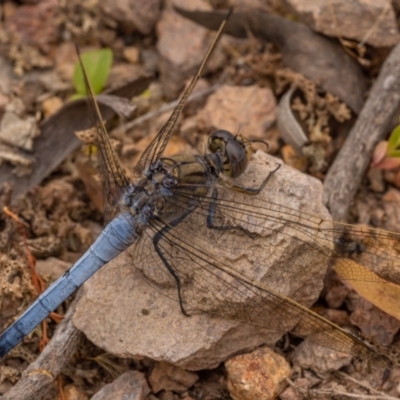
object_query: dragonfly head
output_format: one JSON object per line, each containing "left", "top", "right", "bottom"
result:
{"left": 208, "top": 130, "right": 251, "bottom": 178}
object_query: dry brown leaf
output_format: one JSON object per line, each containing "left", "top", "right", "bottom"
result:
{"left": 334, "top": 259, "right": 400, "bottom": 320}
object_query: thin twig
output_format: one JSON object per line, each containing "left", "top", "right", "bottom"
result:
{"left": 284, "top": 377, "right": 309, "bottom": 395}
{"left": 336, "top": 371, "right": 397, "bottom": 400}
{"left": 285, "top": 372, "right": 397, "bottom": 400}
{"left": 324, "top": 41, "right": 400, "bottom": 221}
{"left": 357, "top": 2, "right": 391, "bottom": 48}
{"left": 313, "top": 389, "right": 396, "bottom": 399}
{"left": 1, "top": 298, "right": 83, "bottom": 400}
{"left": 326, "top": 0, "right": 369, "bottom": 66}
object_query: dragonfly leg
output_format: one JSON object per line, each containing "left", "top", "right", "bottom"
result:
{"left": 153, "top": 210, "right": 193, "bottom": 317}
{"left": 207, "top": 188, "right": 254, "bottom": 239}
{"left": 219, "top": 162, "right": 281, "bottom": 195}
{"left": 207, "top": 164, "right": 281, "bottom": 237}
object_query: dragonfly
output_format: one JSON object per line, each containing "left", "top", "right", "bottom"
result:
{"left": 0, "top": 9, "right": 398, "bottom": 374}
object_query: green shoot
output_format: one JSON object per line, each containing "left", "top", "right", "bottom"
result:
{"left": 71, "top": 48, "right": 113, "bottom": 100}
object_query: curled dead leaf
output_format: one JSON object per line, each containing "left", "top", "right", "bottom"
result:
{"left": 175, "top": 7, "right": 367, "bottom": 113}
{"left": 0, "top": 75, "right": 152, "bottom": 202}
{"left": 334, "top": 259, "right": 400, "bottom": 321}
{"left": 277, "top": 87, "right": 308, "bottom": 153}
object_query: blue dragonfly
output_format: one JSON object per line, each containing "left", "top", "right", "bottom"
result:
{"left": 0, "top": 10, "right": 398, "bottom": 372}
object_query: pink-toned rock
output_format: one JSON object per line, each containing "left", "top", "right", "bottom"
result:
{"left": 227, "top": 0, "right": 272, "bottom": 11}
{"left": 53, "top": 42, "right": 77, "bottom": 82}
{"left": 319, "top": 308, "right": 350, "bottom": 327}
{"left": 350, "top": 297, "right": 400, "bottom": 346}
{"left": 100, "top": 0, "right": 161, "bottom": 35}
{"left": 148, "top": 361, "right": 198, "bottom": 393}
{"left": 123, "top": 46, "right": 140, "bottom": 64}
{"left": 225, "top": 347, "right": 291, "bottom": 400}
{"left": 91, "top": 371, "right": 150, "bottom": 400}
{"left": 0, "top": 112, "right": 37, "bottom": 151}
{"left": 156, "top": 1, "right": 225, "bottom": 98}
{"left": 5, "top": 0, "right": 59, "bottom": 48}
{"left": 367, "top": 167, "right": 385, "bottom": 193}
{"left": 55, "top": 384, "right": 88, "bottom": 400}
{"left": 197, "top": 85, "right": 276, "bottom": 140}
{"left": 158, "top": 392, "right": 174, "bottom": 400}
{"left": 279, "top": 377, "right": 314, "bottom": 400}
{"left": 282, "top": 0, "right": 399, "bottom": 47}
{"left": 292, "top": 340, "right": 352, "bottom": 373}
{"left": 35, "top": 257, "right": 70, "bottom": 281}
{"left": 41, "top": 96, "right": 63, "bottom": 118}
{"left": 108, "top": 63, "right": 145, "bottom": 90}
{"left": 324, "top": 271, "right": 351, "bottom": 309}
{"left": 73, "top": 151, "right": 332, "bottom": 371}
{"left": 382, "top": 188, "right": 400, "bottom": 232}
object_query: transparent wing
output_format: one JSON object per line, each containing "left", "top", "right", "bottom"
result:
{"left": 133, "top": 10, "right": 230, "bottom": 176}
{"left": 132, "top": 175, "right": 400, "bottom": 368}
{"left": 76, "top": 46, "right": 131, "bottom": 223}
{"left": 168, "top": 184, "right": 400, "bottom": 284}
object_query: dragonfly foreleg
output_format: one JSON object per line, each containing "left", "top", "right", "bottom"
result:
{"left": 153, "top": 210, "right": 193, "bottom": 317}
{"left": 219, "top": 162, "right": 281, "bottom": 195}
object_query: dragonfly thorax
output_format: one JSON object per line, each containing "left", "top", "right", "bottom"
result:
{"left": 122, "top": 162, "right": 178, "bottom": 229}
{"left": 122, "top": 131, "right": 255, "bottom": 234}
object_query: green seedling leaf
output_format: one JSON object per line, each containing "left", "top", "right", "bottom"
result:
{"left": 69, "top": 93, "right": 85, "bottom": 101}
{"left": 387, "top": 124, "right": 400, "bottom": 153}
{"left": 73, "top": 48, "right": 113, "bottom": 96}
{"left": 386, "top": 149, "right": 400, "bottom": 158}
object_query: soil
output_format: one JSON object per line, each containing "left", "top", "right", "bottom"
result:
{"left": 1, "top": 0, "right": 400, "bottom": 399}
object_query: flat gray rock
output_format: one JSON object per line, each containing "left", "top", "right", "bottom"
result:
{"left": 292, "top": 340, "right": 352, "bottom": 373}
{"left": 283, "top": 0, "right": 399, "bottom": 48}
{"left": 73, "top": 151, "right": 332, "bottom": 370}
{"left": 156, "top": 0, "right": 225, "bottom": 99}
{"left": 99, "top": 0, "right": 161, "bottom": 35}
{"left": 91, "top": 371, "right": 150, "bottom": 400}
{"left": 197, "top": 85, "right": 276, "bottom": 141}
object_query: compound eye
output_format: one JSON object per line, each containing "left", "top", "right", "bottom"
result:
{"left": 208, "top": 136, "right": 222, "bottom": 153}
{"left": 211, "top": 129, "right": 235, "bottom": 142}
{"left": 208, "top": 130, "right": 235, "bottom": 153}
{"left": 225, "top": 139, "right": 247, "bottom": 178}
{"left": 226, "top": 139, "right": 245, "bottom": 163}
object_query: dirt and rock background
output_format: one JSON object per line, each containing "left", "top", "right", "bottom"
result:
{"left": 2, "top": 0, "right": 400, "bottom": 399}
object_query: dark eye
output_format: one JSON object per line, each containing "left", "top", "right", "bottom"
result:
{"left": 210, "top": 130, "right": 234, "bottom": 142}
{"left": 225, "top": 139, "right": 245, "bottom": 163}
{"left": 208, "top": 130, "right": 235, "bottom": 153}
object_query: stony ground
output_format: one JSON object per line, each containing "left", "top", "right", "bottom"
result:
{"left": 1, "top": 0, "right": 400, "bottom": 399}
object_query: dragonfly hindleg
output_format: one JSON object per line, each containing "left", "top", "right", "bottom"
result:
{"left": 153, "top": 210, "right": 193, "bottom": 317}
{"left": 207, "top": 188, "right": 254, "bottom": 239}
